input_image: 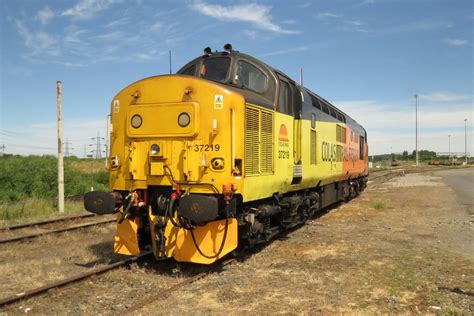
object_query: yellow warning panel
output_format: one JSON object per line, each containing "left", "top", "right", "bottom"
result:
{"left": 114, "top": 213, "right": 140, "bottom": 256}
{"left": 174, "top": 218, "right": 238, "bottom": 264}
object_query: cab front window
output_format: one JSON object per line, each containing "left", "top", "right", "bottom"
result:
{"left": 200, "top": 57, "right": 230, "bottom": 82}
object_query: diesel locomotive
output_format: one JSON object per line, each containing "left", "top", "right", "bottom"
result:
{"left": 84, "top": 44, "right": 369, "bottom": 264}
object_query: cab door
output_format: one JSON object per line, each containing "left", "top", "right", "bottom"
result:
{"left": 277, "top": 75, "right": 303, "bottom": 183}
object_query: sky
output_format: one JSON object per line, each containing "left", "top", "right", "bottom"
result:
{"left": 0, "top": 0, "right": 472, "bottom": 157}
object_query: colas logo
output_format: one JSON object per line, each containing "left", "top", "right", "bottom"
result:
{"left": 278, "top": 124, "right": 289, "bottom": 147}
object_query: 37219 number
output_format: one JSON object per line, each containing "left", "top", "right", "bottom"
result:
{"left": 278, "top": 150, "right": 289, "bottom": 159}
{"left": 193, "top": 144, "right": 220, "bottom": 152}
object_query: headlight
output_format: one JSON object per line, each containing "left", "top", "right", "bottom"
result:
{"left": 178, "top": 112, "right": 190, "bottom": 127}
{"left": 150, "top": 144, "right": 160, "bottom": 155}
{"left": 131, "top": 114, "right": 142, "bottom": 128}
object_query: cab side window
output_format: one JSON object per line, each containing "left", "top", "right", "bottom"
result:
{"left": 181, "top": 64, "right": 196, "bottom": 76}
{"left": 278, "top": 80, "right": 293, "bottom": 116}
{"left": 235, "top": 61, "right": 267, "bottom": 93}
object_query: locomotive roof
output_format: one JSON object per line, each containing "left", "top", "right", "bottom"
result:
{"left": 177, "top": 49, "right": 366, "bottom": 136}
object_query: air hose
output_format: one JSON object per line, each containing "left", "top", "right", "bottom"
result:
{"left": 189, "top": 203, "right": 230, "bottom": 259}
{"left": 118, "top": 194, "right": 134, "bottom": 224}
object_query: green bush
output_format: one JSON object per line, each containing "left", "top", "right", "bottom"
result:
{"left": 0, "top": 155, "right": 109, "bottom": 202}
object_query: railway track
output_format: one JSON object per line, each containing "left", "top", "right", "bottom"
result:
{"left": 0, "top": 213, "right": 95, "bottom": 231}
{"left": 0, "top": 251, "right": 153, "bottom": 309}
{"left": 0, "top": 213, "right": 115, "bottom": 245}
{"left": 122, "top": 257, "right": 237, "bottom": 314}
{"left": 0, "top": 250, "right": 237, "bottom": 313}
{"left": 367, "top": 166, "right": 470, "bottom": 187}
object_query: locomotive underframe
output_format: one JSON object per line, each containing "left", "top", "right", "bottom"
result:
{"left": 120, "top": 175, "right": 368, "bottom": 258}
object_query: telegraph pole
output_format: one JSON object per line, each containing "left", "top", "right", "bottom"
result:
{"left": 56, "top": 81, "right": 65, "bottom": 213}
{"left": 414, "top": 94, "right": 419, "bottom": 167}
{"left": 0, "top": 144, "right": 5, "bottom": 155}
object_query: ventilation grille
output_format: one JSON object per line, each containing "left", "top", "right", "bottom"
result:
{"left": 310, "top": 130, "right": 316, "bottom": 165}
{"left": 244, "top": 106, "right": 274, "bottom": 176}
{"left": 336, "top": 125, "right": 346, "bottom": 143}
{"left": 260, "top": 111, "right": 273, "bottom": 173}
{"left": 245, "top": 107, "right": 260, "bottom": 176}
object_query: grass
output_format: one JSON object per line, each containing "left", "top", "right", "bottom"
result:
{"left": 371, "top": 200, "right": 387, "bottom": 209}
{"left": 0, "top": 198, "right": 87, "bottom": 226}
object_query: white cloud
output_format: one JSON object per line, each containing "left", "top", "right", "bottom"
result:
{"left": 261, "top": 45, "right": 309, "bottom": 57}
{"left": 419, "top": 92, "right": 472, "bottom": 102}
{"left": 35, "top": 7, "right": 54, "bottom": 25}
{"left": 105, "top": 17, "right": 130, "bottom": 28}
{"left": 316, "top": 12, "right": 370, "bottom": 33}
{"left": 336, "top": 97, "right": 473, "bottom": 155}
{"left": 383, "top": 20, "right": 453, "bottom": 34}
{"left": 3, "top": 119, "right": 107, "bottom": 156}
{"left": 298, "top": 2, "right": 312, "bottom": 9}
{"left": 349, "top": 20, "right": 363, "bottom": 26}
{"left": 243, "top": 29, "right": 258, "bottom": 40}
{"left": 443, "top": 38, "right": 468, "bottom": 46}
{"left": 94, "top": 31, "right": 127, "bottom": 41}
{"left": 15, "top": 19, "right": 60, "bottom": 56}
{"left": 61, "top": 0, "right": 120, "bottom": 20}
{"left": 64, "top": 28, "right": 87, "bottom": 44}
{"left": 132, "top": 50, "right": 166, "bottom": 62}
{"left": 317, "top": 12, "right": 341, "bottom": 19}
{"left": 190, "top": 1, "right": 299, "bottom": 34}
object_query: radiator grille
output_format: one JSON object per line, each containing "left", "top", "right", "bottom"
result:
{"left": 244, "top": 106, "right": 274, "bottom": 176}
{"left": 245, "top": 107, "right": 260, "bottom": 175}
{"left": 260, "top": 111, "right": 273, "bottom": 174}
{"left": 310, "top": 130, "right": 317, "bottom": 165}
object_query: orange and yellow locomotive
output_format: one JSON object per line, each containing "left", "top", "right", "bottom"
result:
{"left": 85, "top": 45, "right": 368, "bottom": 264}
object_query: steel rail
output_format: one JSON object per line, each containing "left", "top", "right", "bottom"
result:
{"left": 0, "top": 218, "right": 115, "bottom": 244}
{"left": 0, "top": 213, "right": 95, "bottom": 231}
{"left": 122, "top": 257, "right": 237, "bottom": 315}
{"left": 0, "top": 251, "right": 153, "bottom": 309}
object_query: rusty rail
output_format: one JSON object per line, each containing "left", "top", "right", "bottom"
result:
{"left": 0, "top": 218, "right": 115, "bottom": 244}
{"left": 0, "top": 213, "right": 95, "bottom": 231}
{"left": 0, "top": 251, "right": 153, "bottom": 309}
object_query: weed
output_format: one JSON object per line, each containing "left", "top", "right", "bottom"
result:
{"left": 388, "top": 288, "right": 401, "bottom": 297}
{"left": 427, "top": 292, "right": 447, "bottom": 303}
{"left": 371, "top": 200, "right": 387, "bottom": 209}
{"left": 443, "top": 306, "right": 463, "bottom": 315}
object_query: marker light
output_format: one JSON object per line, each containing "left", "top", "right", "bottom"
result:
{"left": 131, "top": 114, "right": 142, "bottom": 128}
{"left": 150, "top": 144, "right": 160, "bottom": 155}
{"left": 178, "top": 112, "right": 191, "bottom": 127}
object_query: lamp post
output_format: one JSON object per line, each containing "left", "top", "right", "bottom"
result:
{"left": 448, "top": 134, "right": 451, "bottom": 165}
{"left": 414, "top": 94, "right": 419, "bottom": 166}
{"left": 465, "top": 119, "right": 468, "bottom": 164}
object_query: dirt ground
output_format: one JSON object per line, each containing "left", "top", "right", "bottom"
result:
{"left": 137, "top": 171, "right": 473, "bottom": 314}
{"left": 1, "top": 170, "right": 472, "bottom": 315}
